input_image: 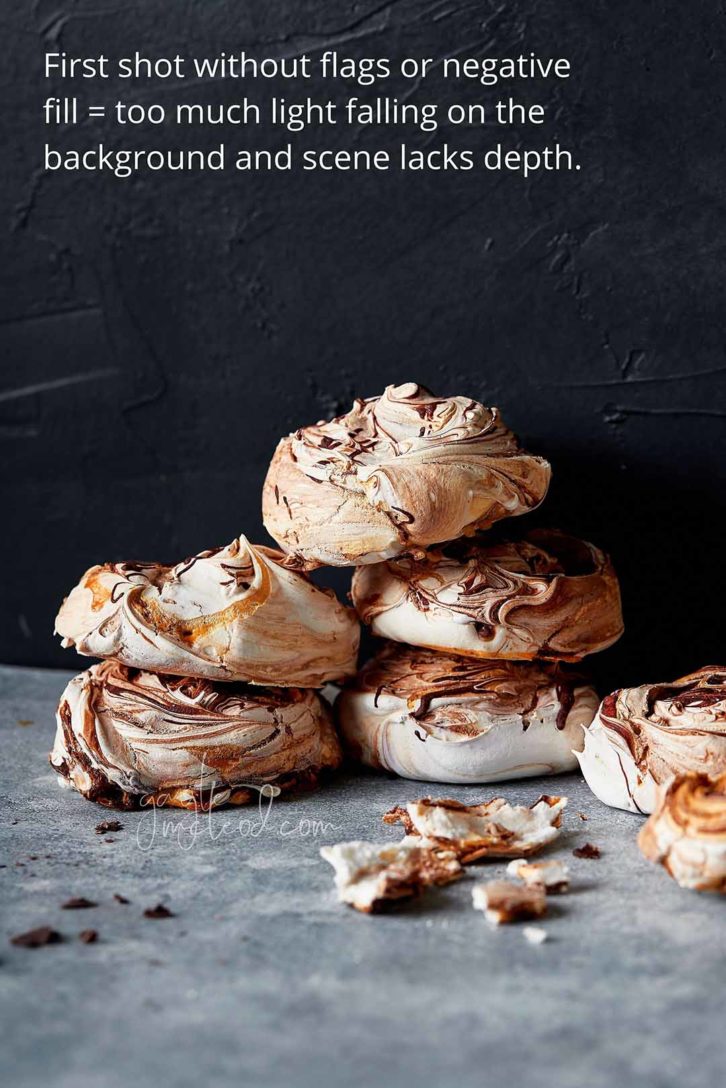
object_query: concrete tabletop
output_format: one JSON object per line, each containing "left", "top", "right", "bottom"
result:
{"left": 2, "top": 664, "right": 724, "bottom": 1088}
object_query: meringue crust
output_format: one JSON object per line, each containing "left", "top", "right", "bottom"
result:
{"left": 638, "top": 772, "right": 726, "bottom": 892}
{"left": 577, "top": 667, "right": 726, "bottom": 813}
{"left": 55, "top": 536, "right": 359, "bottom": 687}
{"left": 337, "top": 643, "right": 598, "bottom": 784}
{"left": 50, "top": 661, "right": 343, "bottom": 810}
{"left": 262, "top": 383, "right": 551, "bottom": 567}
{"left": 352, "top": 529, "right": 623, "bottom": 662}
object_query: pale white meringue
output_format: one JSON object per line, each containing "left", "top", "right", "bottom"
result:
{"left": 383, "top": 794, "right": 568, "bottom": 861}
{"left": 337, "top": 644, "right": 597, "bottom": 784}
{"left": 55, "top": 535, "right": 359, "bottom": 687}
{"left": 506, "top": 858, "right": 570, "bottom": 892}
{"left": 577, "top": 668, "right": 726, "bottom": 814}
{"left": 320, "top": 839, "right": 462, "bottom": 912}
{"left": 352, "top": 530, "right": 623, "bottom": 662}
{"left": 262, "top": 383, "right": 551, "bottom": 567}
{"left": 51, "top": 660, "right": 342, "bottom": 809}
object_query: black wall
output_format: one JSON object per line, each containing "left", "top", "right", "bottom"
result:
{"left": 2, "top": 0, "right": 725, "bottom": 692}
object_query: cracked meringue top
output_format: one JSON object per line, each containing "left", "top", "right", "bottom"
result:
{"left": 638, "top": 772, "right": 726, "bottom": 892}
{"left": 51, "top": 660, "right": 342, "bottom": 810}
{"left": 55, "top": 535, "right": 359, "bottom": 687}
{"left": 336, "top": 643, "right": 597, "bottom": 783}
{"left": 577, "top": 667, "right": 726, "bottom": 813}
{"left": 352, "top": 529, "right": 623, "bottom": 661}
{"left": 262, "top": 382, "right": 551, "bottom": 567}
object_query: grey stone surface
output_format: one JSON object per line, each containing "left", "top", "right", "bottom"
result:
{"left": 1, "top": 664, "right": 724, "bottom": 1088}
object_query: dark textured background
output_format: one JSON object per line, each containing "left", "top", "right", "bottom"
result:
{"left": 2, "top": 0, "right": 725, "bottom": 690}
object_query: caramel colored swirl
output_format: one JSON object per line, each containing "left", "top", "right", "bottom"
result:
{"left": 352, "top": 529, "right": 623, "bottom": 661}
{"left": 638, "top": 772, "right": 726, "bottom": 892}
{"left": 577, "top": 667, "right": 726, "bottom": 813}
{"left": 50, "top": 661, "right": 342, "bottom": 810}
{"left": 262, "top": 383, "right": 551, "bottom": 567}
{"left": 55, "top": 535, "right": 359, "bottom": 687}
{"left": 336, "top": 643, "right": 598, "bottom": 784}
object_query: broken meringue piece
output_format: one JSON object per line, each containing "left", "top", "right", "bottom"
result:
{"left": 336, "top": 643, "right": 597, "bottom": 784}
{"left": 506, "top": 858, "right": 570, "bottom": 893}
{"left": 472, "top": 880, "right": 547, "bottom": 925}
{"left": 383, "top": 795, "right": 567, "bottom": 862}
{"left": 638, "top": 772, "right": 726, "bottom": 892}
{"left": 577, "top": 667, "right": 726, "bottom": 813}
{"left": 352, "top": 529, "right": 623, "bottom": 661}
{"left": 320, "top": 839, "right": 463, "bottom": 912}
{"left": 523, "top": 925, "right": 549, "bottom": 944}
{"left": 55, "top": 535, "right": 359, "bottom": 687}
{"left": 50, "top": 661, "right": 342, "bottom": 810}
{"left": 262, "top": 383, "right": 551, "bottom": 567}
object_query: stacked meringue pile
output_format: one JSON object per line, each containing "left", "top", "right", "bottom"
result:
{"left": 52, "top": 538, "right": 359, "bottom": 809}
{"left": 263, "top": 382, "right": 624, "bottom": 786}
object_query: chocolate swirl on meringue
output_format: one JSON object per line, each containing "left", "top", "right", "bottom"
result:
{"left": 55, "top": 536, "right": 359, "bottom": 687}
{"left": 638, "top": 772, "right": 726, "bottom": 892}
{"left": 336, "top": 643, "right": 598, "bottom": 784}
{"left": 577, "top": 667, "right": 726, "bottom": 813}
{"left": 50, "top": 661, "right": 342, "bottom": 810}
{"left": 352, "top": 529, "right": 623, "bottom": 662}
{"left": 262, "top": 383, "right": 551, "bottom": 567}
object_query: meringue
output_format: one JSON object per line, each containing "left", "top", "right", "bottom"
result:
{"left": 383, "top": 795, "right": 568, "bottom": 861}
{"left": 336, "top": 643, "right": 598, "bottom": 783}
{"left": 51, "top": 660, "right": 342, "bottom": 809}
{"left": 577, "top": 667, "right": 726, "bottom": 813}
{"left": 262, "top": 382, "right": 551, "bottom": 567}
{"left": 320, "top": 839, "right": 463, "bottom": 912}
{"left": 638, "top": 772, "right": 726, "bottom": 892}
{"left": 506, "top": 858, "right": 570, "bottom": 892}
{"left": 472, "top": 880, "right": 547, "bottom": 924}
{"left": 55, "top": 535, "right": 359, "bottom": 687}
{"left": 352, "top": 529, "right": 623, "bottom": 661}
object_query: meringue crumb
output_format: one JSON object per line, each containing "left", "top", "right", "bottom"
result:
{"left": 523, "top": 926, "right": 548, "bottom": 945}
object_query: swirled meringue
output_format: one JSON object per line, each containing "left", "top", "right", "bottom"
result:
{"left": 352, "top": 529, "right": 623, "bottom": 661}
{"left": 336, "top": 643, "right": 598, "bottom": 783}
{"left": 576, "top": 667, "right": 726, "bottom": 814}
{"left": 55, "top": 535, "right": 359, "bottom": 687}
{"left": 638, "top": 772, "right": 726, "bottom": 892}
{"left": 262, "top": 382, "right": 551, "bottom": 567}
{"left": 50, "top": 661, "right": 342, "bottom": 809}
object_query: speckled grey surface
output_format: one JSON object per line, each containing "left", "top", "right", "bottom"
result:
{"left": 2, "top": 664, "right": 724, "bottom": 1088}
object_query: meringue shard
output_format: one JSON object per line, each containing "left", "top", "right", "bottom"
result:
{"left": 382, "top": 795, "right": 567, "bottom": 861}
{"left": 638, "top": 772, "right": 726, "bottom": 892}
{"left": 55, "top": 535, "right": 359, "bottom": 687}
{"left": 337, "top": 643, "right": 597, "bottom": 783}
{"left": 577, "top": 667, "right": 726, "bottom": 813}
{"left": 471, "top": 880, "right": 547, "bottom": 924}
{"left": 262, "top": 382, "right": 551, "bottom": 567}
{"left": 352, "top": 529, "right": 623, "bottom": 661}
{"left": 51, "top": 661, "right": 342, "bottom": 809}
{"left": 320, "top": 839, "right": 463, "bottom": 912}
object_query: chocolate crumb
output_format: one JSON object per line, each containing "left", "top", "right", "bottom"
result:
{"left": 114, "top": 893, "right": 130, "bottom": 904}
{"left": 577, "top": 812, "right": 588, "bottom": 821}
{"left": 96, "top": 820, "right": 124, "bottom": 834}
{"left": 61, "top": 897, "right": 97, "bottom": 910}
{"left": 104, "top": 838, "right": 116, "bottom": 844}
{"left": 79, "top": 929, "right": 98, "bottom": 944}
{"left": 573, "top": 843, "right": 601, "bottom": 859}
{"left": 11, "top": 926, "right": 63, "bottom": 948}
{"left": 143, "top": 903, "right": 174, "bottom": 919}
